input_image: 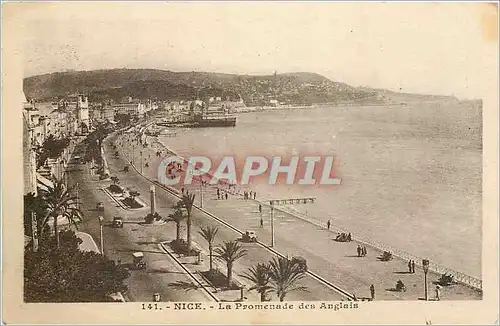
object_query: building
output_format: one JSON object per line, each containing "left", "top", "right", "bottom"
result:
{"left": 76, "top": 94, "right": 90, "bottom": 134}
{"left": 22, "top": 94, "right": 38, "bottom": 195}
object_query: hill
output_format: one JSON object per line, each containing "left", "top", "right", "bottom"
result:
{"left": 23, "top": 69, "right": 384, "bottom": 105}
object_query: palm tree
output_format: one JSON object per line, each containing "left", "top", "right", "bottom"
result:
{"left": 39, "top": 178, "right": 82, "bottom": 248}
{"left": 240, "top": 263, "right": 272, "bottom": 302}
{"left": 267, "top": 257, "right": 308, "bottom": 301}
{"left": 214, "top": 241, "right": 247, "bottom": 288}
{"left": 24, "top": 192, "right": 48, "bottom": 238}
{"left": 129, "top": 190, "right": 140, "bottom": 200}
{"left": 175, "top": 194, "right": 195, "bottom": 251}
{"left": 198, "top": 226, "right": 219, "bottom": 271}
{"left": 167, "top": 209, "right": 186, "bottom": 241}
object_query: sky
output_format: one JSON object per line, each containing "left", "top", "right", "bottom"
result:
{"left": 17, "top": 2, "right": 498, "bottom": 99}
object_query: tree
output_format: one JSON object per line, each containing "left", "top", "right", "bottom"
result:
{"left": 267, "top": 257, "right": 308, "bottom": 301}
{"left": 198, "top": 226, "right": 219, "bottom": 271}
{"left": 167, "top": 209, "right": 186, "bottom": 242}
{"left": 35, "top": 135, "right": 71, "bottom": 168}
{"left": 129, "top": 190, "right": 140, "bottom": 200}
{"left": 144, "top": 212, "right": 162, "bottom": 224}
{"left": 24, "top": 230, "right": 130, "bottom": 302}
{"left": 175, "top": 194, "right": 195, "bottom": 251}
{"left": 38, "top": 178, "right": 82, "bottom": 248}
{"left": 214, "top": 241, "right": 247, "bottom": 288}
{"left": 240, "top": 263, "right": 272, "bottom": 302}
{"left": 24, "top": 192, "right": 48, "bottom": 238}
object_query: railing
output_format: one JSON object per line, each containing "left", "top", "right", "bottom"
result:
{"left": 260, "top": 202, "right": 483, "bottom": 291}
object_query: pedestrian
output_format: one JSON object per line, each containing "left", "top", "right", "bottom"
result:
{"left": 408, "top": 260, "right": 412, "bottom": 273}
{"left": 347, "top": 233, "right": 352, "bottom": 241}
{"left": 253, "top": 192, "right": 256, "bottom": 200}
{"left": 370, "top": 284, "right": 375, "bottom": 300}
{"left": 225, "top": 193, "right": 228, "bottom": 200}
{"left": 412, "top": 260, "right": 416, "bottom": 274}
{"left": 259, "top": 204, "right": 262, "bottom": 213}
{"left": 363, "top": 246, "right": 367, "bottom": 257}
{"left": 181, "top": 187, "right": 185, "bottom": 195}
{"left": 435, "top": 285, "right": 441, "bottom": 301}
{"left": 260, "top": 218, "right": 264, "bottom": 228}
{"left": 327, "top": 220, "right": 331, "bottom": 230}
{"left": 357, "top": 245, "right": 361, "bottom": 257}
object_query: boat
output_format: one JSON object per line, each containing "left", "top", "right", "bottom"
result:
{"left": 190, "top": 113, "right": 236, "bottom": 127}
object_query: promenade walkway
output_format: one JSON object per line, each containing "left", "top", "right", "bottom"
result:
{"left": 103, "top": 132, "right": 346, "bottom": 302}
{"left": 114, "top": 127, "right": 482, "bottom": 301}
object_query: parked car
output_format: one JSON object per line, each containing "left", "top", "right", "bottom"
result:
{"left": 241, "top": 230, "right": 258, "bottom": 243}
{"left": 112, "top": 216, "right": 124, "bottom": 228}
{"left": 291, "top": 256, "right": 308, "bottom": 272}
{"left": 96, "top": 202, "right": 104, "bottom": 211}
{"left": 132, "top": 252, "right": 147, "bottom": 269}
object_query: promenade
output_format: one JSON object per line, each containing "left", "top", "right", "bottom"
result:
{"left": 112, "top": 127, "right": 482, "bottom": 301}
{"left": 105, "top": 133, "right": 347, "bottom": 301}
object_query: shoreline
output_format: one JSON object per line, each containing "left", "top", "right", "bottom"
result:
{"left": 114, "top": 128, "right": 482, "bottom": 292}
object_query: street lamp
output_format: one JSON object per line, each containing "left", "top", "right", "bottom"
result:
{"left": 99, "top": 216, "right": 104, "bottom": 255}
{"left": 422, "top": 259, "right": 429, "bottom": 301}
{"left": 140, "top": 151, "right": 143, "bottom": 173}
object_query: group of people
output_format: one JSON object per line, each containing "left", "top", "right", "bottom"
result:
{"left": 407, "top": 260, "right": 416, "bottom": 273}
{"left": 357, "top": 245, "right": 368, "bottom": 257}
{"left": 243, "top": 190, "right": 257, "bottom": 200}
{"left": 216, "top": 188, "right": 229, "bottom": 200}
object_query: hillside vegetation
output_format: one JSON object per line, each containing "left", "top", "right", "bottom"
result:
{"left": 24, "top": 69, "right": 383, "bottom": 105}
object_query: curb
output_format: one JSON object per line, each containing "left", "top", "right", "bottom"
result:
{"left": 158, "top": 242, "right": 219, "bottom": 302}
{"left": 102, "top": 187, "right": 129, "bottom": 210}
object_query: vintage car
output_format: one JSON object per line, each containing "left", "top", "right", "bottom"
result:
{"left": 112, "top": 216, "right": 124, "bottom": 228}
{"left": 96, "top": 202, "right": 105, "bottom": 211}
{"left": 241, "top": 230, "right": 258, "bottom": 243}
{"left": 291, "top": 256, "right": 308, "bottom": 272}
{"left": 133, "top": 252, "right": 147, "bottom": 269}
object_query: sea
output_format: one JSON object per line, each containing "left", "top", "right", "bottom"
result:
{"left": 159, "top": 100, "right": 482, "bottom": 278}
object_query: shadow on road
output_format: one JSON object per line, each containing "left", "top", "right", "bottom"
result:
{"left": 168, "top": 281, "right": 200, "bottom": 292}
{"left": 148, "top": 269, "right": 185, "bottom": 275}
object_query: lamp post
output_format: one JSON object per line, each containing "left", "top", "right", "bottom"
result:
{"left": 76, "top": 183, "right": 79, "bottom": 210}
{"left": 140, "top": 151, "right": 143, "bottom": 174}
{"left": 99, "top": 216, "right": 104, "bottom": 255}
{"left": 422, "top": 259, "right": 429, "bottom": 301}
